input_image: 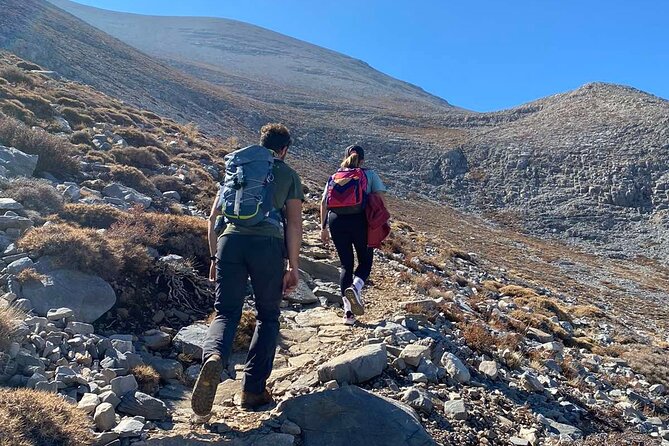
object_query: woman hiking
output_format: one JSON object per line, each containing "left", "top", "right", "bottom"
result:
{"left": 320, "top": 145, "right": 387, "bottom": 325}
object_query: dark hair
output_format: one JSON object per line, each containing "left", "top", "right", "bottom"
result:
{"left": 260, "top": 123, "right": 292, "bottom": 151}
{"left": 341, "top": 145, "right": 364, "bottom": 168}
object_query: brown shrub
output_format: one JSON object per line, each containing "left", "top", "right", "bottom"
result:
{"left": 15, "top": 92, "right": 53, "bottom": 119}
{"left": 15, "top": 61, "right": 42, "bottom": 71}
{"left": 0, "top": 115, "right": 79, "bottom": 175}
{"left": 462, "top": 322, "right": 497, "bottom": 354}
{"left": 234, "top": 310, "right": 257, "bottom": 352}
{"left": 151, "top": 175, "right": 185, "bottom": 195}
{"left": 499, "top": 285, "right": 539, "bottom": 299}
{"left": 55, "top": 97, "right": 87, "bottom": 109}
{"left": 17, "top": 223, "right": 152, "bottom": 281}
{"left": 108, "top": 207, "right": 162, "bottom": 247}
{"left": 15, "top": 268, "right": 47, "bottom": 284}
{"left": 623, "top": 346, "right": 669, "bottom": 388}
{"left": 110, "top": 147, "right": 161, "bottom": 170}
{"left": 57, "top": 203, "right": 124, "bottom": 229}
{"left": 571, "top": 304, "right": 605, "bottom": 319}
{"left": 0, "top": 306, "right": 23, "bottom": 353}
{"left": 414, "top": 273, "right": 443, "bottom": 294}
{"left": 116, "top": 128, "right": 163, "bottom": 148}
{"left": 131, "top": 365, "right": 160, "bottom": 395}
{"left": 60, "top": 107, "right": 93, "bottom": 128}
{"left": 70, "top": 130, "right": 91, "bottom": 145}
{"left": 144, "top": 213, "right": 209, "bottom": 269}
{"left": 0, "top": 66, "right": 33, "bottom": 86}
{"left": 1, "top": 100, "right": 34, "bottom": 122}
{"left": 0, "top": 388, "right": 93, "bottom": 446}
{"left": 109, "top": 165, "right": 155, "bottom": 194}
{"left": 512, "top": 294, "right": 572, "bottom": 322}
{"left": 1, "top": 177, "right": 64, "bottom": 214}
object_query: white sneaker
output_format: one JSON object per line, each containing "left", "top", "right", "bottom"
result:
{"left": 343, "top": 311, "right": 356, "bottom": 326}
{"left": 344, "top": 286, "right": 365, "bottom": 316}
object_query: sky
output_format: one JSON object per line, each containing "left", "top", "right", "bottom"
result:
{"left": 73, "top": 0, "right": 668, "bottom": 112}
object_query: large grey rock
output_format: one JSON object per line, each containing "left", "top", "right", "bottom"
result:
{"left": 113, "top": 418, "right": 145, "bottom": 438}
{"left": 173, "top": 323, "right": 208, "bottom": 358}
{"left": 6, "top": 257, "right": 33, "bottom": 275}
{"left": 401, "top": 387, "right": 434, "bottom": 414}
{"left": 399, "top": 344, "right": 431, "bottom": 367}
{"left": 94, "top": 402, "right": 117, "bottom": 431}
{"left": 284, "top": 279, "right": 318, "bottom": 304}
{"left": 441, "top": 352, "right": 471, "bottom": 383}
{"left": 78, "top": 393, "right": 101, "bottom": 414}
{"left": 118, "top": 391, "right": 168, "bottom": 420}
{"left": 443, "top": 399, "right": 468, "bottom": 420}
{"left": 299, "top": 256, "right": 340, "bottom": 283}
{"left": 0, "top": 215, "right": 33, "bottom": 231}
{"left": 318, "top": 344, "right": 387, "bottom": 385}
{"left": 0, "top": 198, "right": 23, "bottom": 211}
{"left": 0, "top": 145, "right": 38, "bottom": 178}
{"left": 110, "top": 375, "right": 138, "bottom": 397}
{"left": 20, "top": 269, "right": 116, "bottom": 323}
{"left": 281, "top": 386, "right": 435, "bottom": 446}
{"left": 148, "top": 357, "right": 183, "bottom": 381}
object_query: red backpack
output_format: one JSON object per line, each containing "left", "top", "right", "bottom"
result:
{"left": 326, "top": 168, "right": 368, "bottom": 215}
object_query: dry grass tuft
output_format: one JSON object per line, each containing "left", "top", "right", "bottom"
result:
{"left": 499, "top": 285, "right": 539, "bottom": 299}
{"left": 131, "top": 365, "right": 160, "bottom": 395}
{"left": 571, "top": 304, "right": 606, "bottom": 319}
{"left": 110, "top": 147, "right": 164, "bottom": 170}
{"left": 0, "top": 66, "right": 33, "bottom": 87}
{"left": 0, "top": 115, "right": 79, "bottom": 175}
{"left": 234, "top": 310, "right": 257, "bottom": 352}
{"left": 116, "top": 128, "right": 163, "bottom": 148}
{"left": 623, "top": 345, "right": 669, "bottom": 388}
{"left": 1, "top": 177, "right": 64, "bottom": 214}
{"left": 0, "top": 388, "right": 93, "bottom": 446}
{"left": 0, "top": 306, "right": 24, "bottom": 353}
{"left": 15, "top": 268, "right": 47, "bottom": 284}
{"left": 56, "top": 203, "right": 124, "bottom": 229}
{"left": 109, "top": 165, "right": 156, "bottom": 194}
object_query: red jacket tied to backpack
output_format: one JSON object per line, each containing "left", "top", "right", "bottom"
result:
{"left": 365, "top": 193, "right": 390, "bottom": 248}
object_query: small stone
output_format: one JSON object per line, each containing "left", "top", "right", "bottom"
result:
{"left": 67, "top": 321, "right": 95, "bottom": 335}
{"left": 441, "top": 352, "right": 470, "bottom": 383}
{"left": 94, "top": 402, "right": 117, "bottom": 431}
{"left": 142, "top": 330, "right": 171, "bottom": 350}
{"left": 324, "top": 380, "right": 339, "bottom": 390}
{"left": 399, "top": 343, "right": 431, "bottom": 367}
{"left": 99, "top": 390, "right": 122, "bottom": 409}
{"left": 410, "top": 372, "right": 428, "bottom": 383}
{"left": 478, "top": 360, "right": 499, "bottom": 380}
{"left": 77, "top": 393, "right": 101, "bottom": 414}
{"left": 650, "top": 384, "right": 666, "bottom": 396}
{"left": 521, "top": 372, "right": 544, "bottom": 393}
{"left": 443, "top": 399, "right": 468, "bottom": 420}
{"left": 47, "top": 307, "right": 74, "bottom": 321}
{"left": 112, "top": 418, "right": 145, "bottom": 438}
{"left": 401, "top": 387, "right": 434, "bottom": 414}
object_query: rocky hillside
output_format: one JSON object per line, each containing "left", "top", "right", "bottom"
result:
{"left": 7, "top": 0, "right": 665, "bottom": 265}
{"left": 1, "top": 52, "right": 668, "bottom": 446}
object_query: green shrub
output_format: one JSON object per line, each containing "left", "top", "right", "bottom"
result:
{"left": 0, "top": 115, "right": 79, "bottom": 175}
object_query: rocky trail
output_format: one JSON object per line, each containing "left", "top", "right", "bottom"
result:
{"left": 0, "top": 57, "right": 668, "bottom": 446}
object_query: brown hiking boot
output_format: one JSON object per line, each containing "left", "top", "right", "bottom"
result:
{"left": 191, "top": 354, "right": 223, "bottom": 416}
{"left": 240, "top": 388, "right": 274, "bottom": 411}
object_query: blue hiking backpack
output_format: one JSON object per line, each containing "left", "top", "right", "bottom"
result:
{"left": 219, "top": 145, "right": 280, "bottom": 227}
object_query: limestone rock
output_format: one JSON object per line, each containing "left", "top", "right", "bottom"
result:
{"left": 94, "top": 402, "right": 117, "bottom": 431}
{"left": 173, "top": 323, "right": 208, "bottom": 358}
{"left": 399, "top": 344, "right": 431, "bottom": 367}
{"left": 317, "top": 343, "right": 387, "bottom": 384}
{"left": 441, "top": 352, "right": 471, "bottom": 383}
{"left": 20, "top": 269, "right": 116, "bottom": 323}
{"left": 443, "top": 399, "right": 468, "bottom": 420}
{"left": 0, "top": 145, "right": 38, "bottom": 178}
{"left": 281, "top": 386, "right": 435, "bottom": 446}
{"left": 117, "top": 391, "right": 168, "bottom": 420}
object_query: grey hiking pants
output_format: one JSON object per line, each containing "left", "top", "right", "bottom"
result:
{"left": 202, "top": 234, "right": 285, "bottom": 394}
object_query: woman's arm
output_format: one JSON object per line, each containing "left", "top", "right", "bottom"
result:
{"left": 320, "top": 187, "right": 330, "bottom": 244}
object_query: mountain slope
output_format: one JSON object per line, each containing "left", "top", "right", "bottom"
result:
{"left": 48, "top": 0, "right": 453, "bottom": 113}
{"left": 0, "top": 0, "right": 270, "bottom": 137}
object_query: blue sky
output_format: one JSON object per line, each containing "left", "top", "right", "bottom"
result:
{"left": 74, "top": 0, "right": 668, "bottom": 111}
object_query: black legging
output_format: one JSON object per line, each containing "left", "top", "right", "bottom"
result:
{"left": 328, "top": 212, "right": 374, "bottom": 295}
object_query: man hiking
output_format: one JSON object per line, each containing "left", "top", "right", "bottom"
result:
{"left": 192, "top": 123, "right": 303, "bottom": 416}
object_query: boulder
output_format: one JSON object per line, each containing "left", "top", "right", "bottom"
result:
{"left": 118, "top": 391, "right": 168, "bottom": 420}
{"left": 281, "top": 386, "right": 435, "bottom": 446}
{"left": 173, "top": 324, "right": 208, "bottom": 358}
{"left": 142, "top": 330, "right": 171, "bottom": 350}
{"left": 401, "top": 387, "right": 434, "bottom": 414}
{"left": 0, "top": 145, "right": 38, "bottom": 178}
{"left": 20, "top": 269, "right": 116, "bottom": 323}
{"left": 318, "top": 344, "right": 387, "bottom": 385}
{"left": 77, "top": 393, "right": 101, "bottom": 414}
{"left": 113, "top": 418, "right": 145, "bottom": 438}
{"left": 6, "top": 257, "right": 33, "bottom": 275}
{"left": 148, "top": 357, "right": 183, "bottom": 381}
{"left": 441, "top": 352, "right": 471, "bottom": 383}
